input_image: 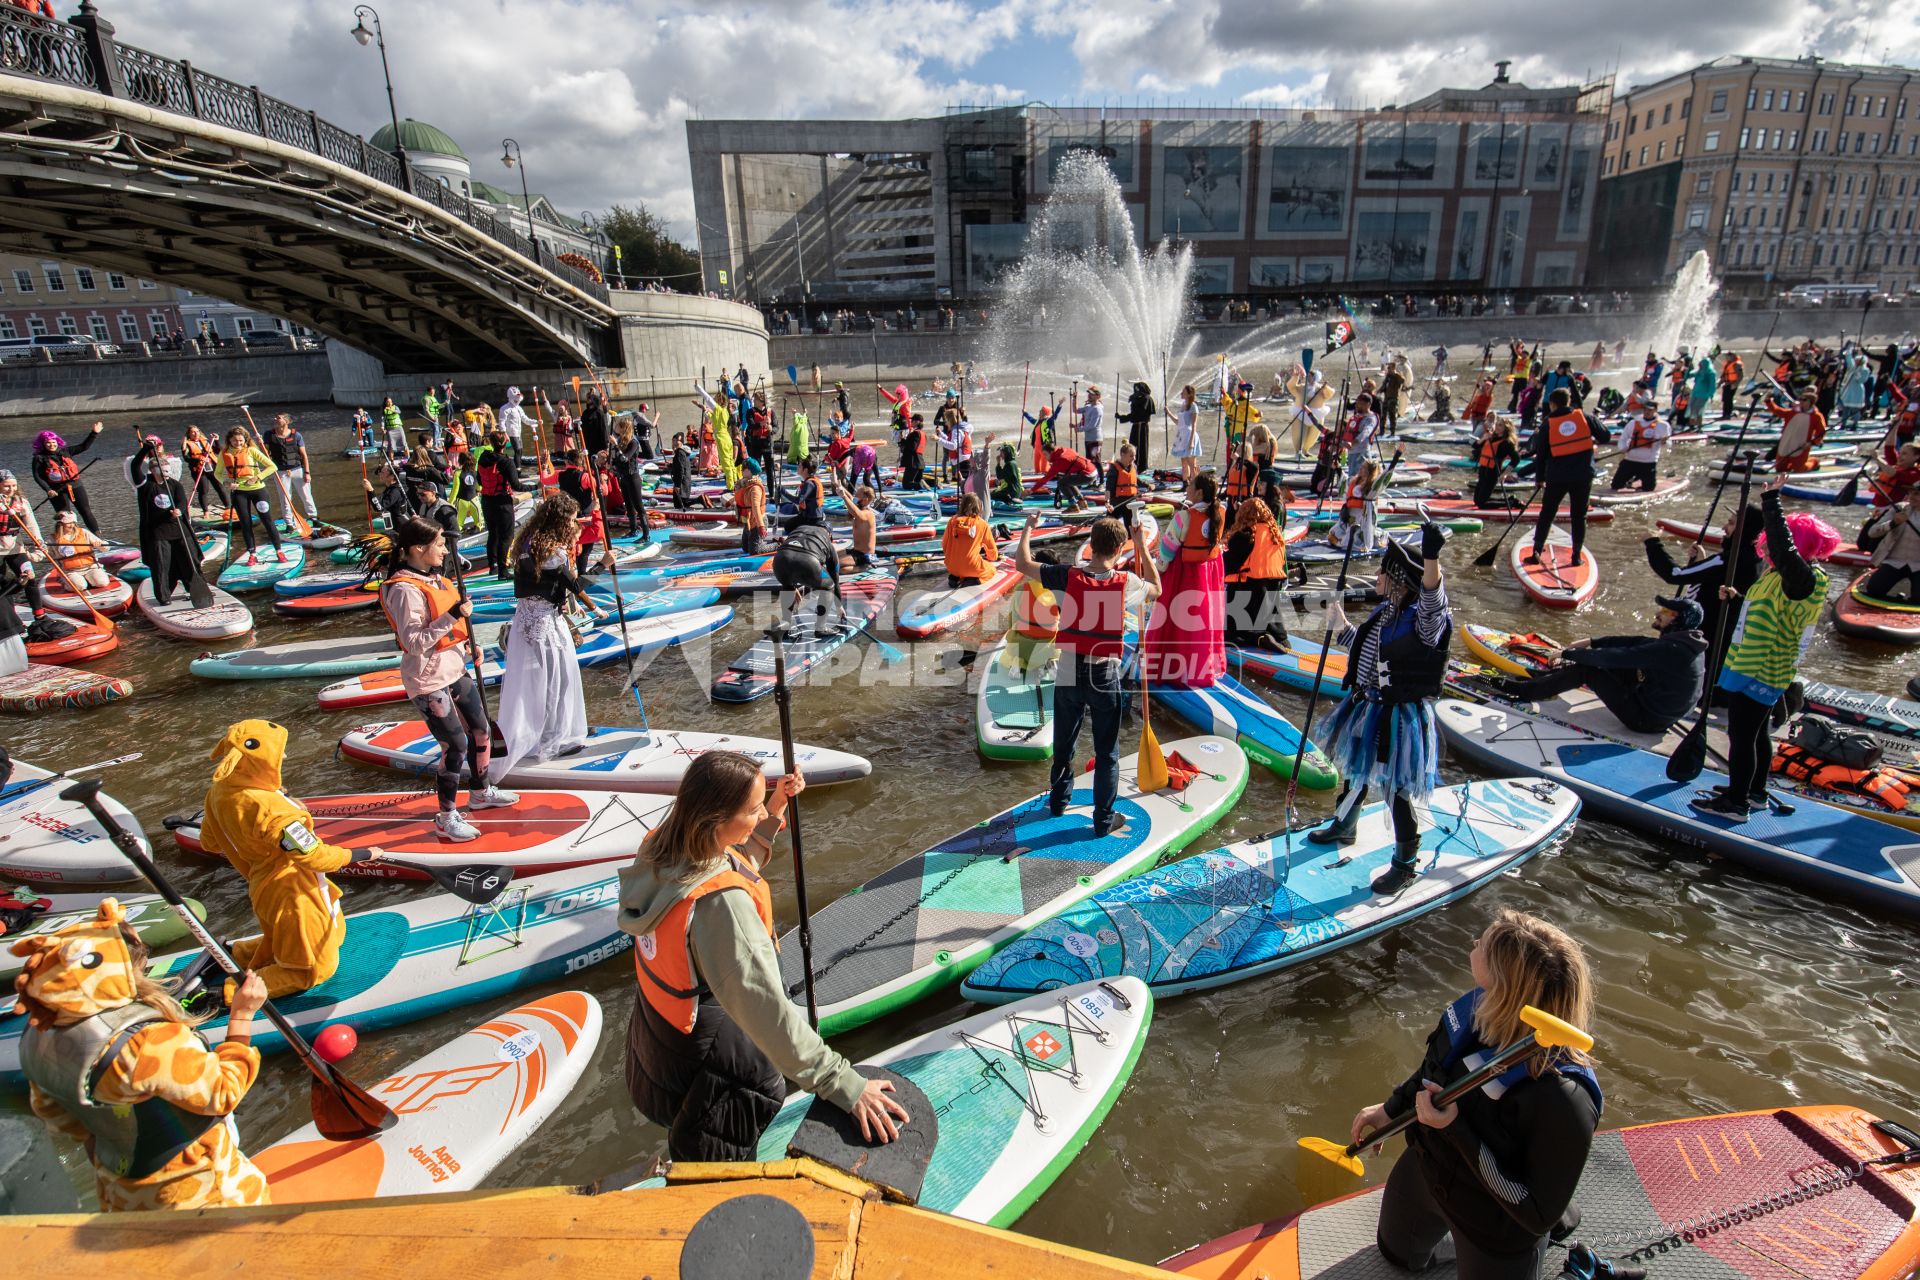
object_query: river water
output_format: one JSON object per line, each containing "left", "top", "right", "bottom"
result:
{"left": 2, "top": 355, "right": 1915, "bottom": 1266}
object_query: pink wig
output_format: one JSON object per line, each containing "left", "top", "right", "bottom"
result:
{"left": 1757, "top": 510, "right": 1841, "bottom": 565}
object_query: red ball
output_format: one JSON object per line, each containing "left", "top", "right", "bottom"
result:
{"left": 313, "top": 1023, "right": 358, "bottom": 1063}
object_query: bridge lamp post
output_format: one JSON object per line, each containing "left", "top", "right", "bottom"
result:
{"left": 349, "top": 6, "right": 408, "bottom": 185}
{"left": 501, "top": 139, "right": 539, "bottom": 264}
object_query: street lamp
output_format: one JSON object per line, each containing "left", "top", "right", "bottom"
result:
{"left": 349, "top": 6, "right": 408, "bottom": 185}
{"left": 500, "top": 138, "right": 538, "bottom": 264}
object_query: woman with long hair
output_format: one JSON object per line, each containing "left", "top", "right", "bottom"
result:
{"left": 618, "top": 751, "right": 909, "bottom": 1160}
{"left": 497, "top": 495, "right": 604, "bottom": 775}
{"left": 1142, "top": 472, "right": 1226, "bottom": 686}
{"left": 475, "top": 430, "right": 530, "bottom": 581}
{"left": 1350, "top": 909, "right": 1599, "bottom": 1280}
{"left": 214, "top": 425, "right": 284, "bottom": 560}
{"left": 609, "top": 415, "right": 648, "bottom": 536}
{"left": 1171, "top": 385, "right": 1202, "bottom": 483}
{"left": 1223, "top": 495, "right": 1290, "bottom": 649}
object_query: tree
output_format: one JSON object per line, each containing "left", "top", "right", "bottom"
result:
{"left": 602, "top": 203, "right": 700, "bottom": 286}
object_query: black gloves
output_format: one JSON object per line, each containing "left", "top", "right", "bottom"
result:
{"left": 1421, "top": 521, "right": 1446, "bottom": 560}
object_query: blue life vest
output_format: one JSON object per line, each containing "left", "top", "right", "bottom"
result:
{"left": 1442, "top": 988, "right": 1602, "bottom": 1115}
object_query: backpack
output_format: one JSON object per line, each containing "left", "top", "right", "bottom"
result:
{"left": 1787, "top": 715, "right": 1884, "bottom": 770}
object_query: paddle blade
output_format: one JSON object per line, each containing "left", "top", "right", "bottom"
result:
{"left": 1296, "top": 1135, "right": 1366, "bottom": 1204}
{"left": 1137, "top": 719, "right": 1169, "bottom": 793}
{"left": 1518, "top": 1005, "right": 1595, "bottom": 1054}
{"left": 308, "top": 1064, "right": 397, "bottom": 1141}
{"left": 1472, "top": 543, "right": 1502, "bottom": 567}
{"left": 390, "top": 860, "right": 513, "bottom": 905}
{"left": 1834, "top": 478, "right": 1861, "bottom": 506}
{"left": 1666, "top": 722, "right": 1708, "bottom": 782}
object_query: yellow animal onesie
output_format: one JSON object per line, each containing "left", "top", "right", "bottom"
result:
{"left": 198, "top": 719, "right": 354, "bottom": 998}
{"left": 12, "top": 900, "right": 270, "bottom": 1211}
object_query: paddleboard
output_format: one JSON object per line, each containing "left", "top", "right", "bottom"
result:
{"left": 272, "top": 582, "right": 383, "bottom": 617}
{"left": 1150, "top": 672, "right": 1339, "bottom": 789}
{"left": 0, "top": 860, "right": 634, "bottom": 1086}
{"left": 975, "top": 637, "right": 1056, "bottom": 761}
{"left": 757, "top": 978, "right": 1153, "bottom": 1228}
{"left": 272, "top": 568, "right": 377, "bottom": 598}
{"left": 1166, "top": 1106, "right": 1920, "bottom": 1280}
{"left": 315, "top": 606, "right": 733, "bottom": 710}
{"left": 467, "top": 583, "right": 720, "bottom": 625}
{"left": 1511, "top": 528, "right": 1598, "bottom": 609}
{"left": 116, "top": 533, "right": 226, "bottom": 583}
{"left": 1460, "top": 622, "right": 1561, "bottom": 676}
{"left": 897, "top": 561, "right": 1022, "bottom": 639}
{"left": 218, "top": 544, "right": 306, "bottom": 591}
{"left": 775, "top": 736, "right": 1249, "bottom": 1034}
{"left": 0, "top": 762, "right": 149, "bottom": 883}
{"left": 0, "top": 890, "right": 204, "bottom": 979}
{"left": 340, "top": 720, "right": 871, "bottom": 791}
{"left": 1381, "top": 498, "right": 1614, "bottom": 524}
{"left": 1228, "top": 639, "right": 1348, "bottom": 697}
{"left": 190, "top": 623, "right": 511, "bottom": 681}
{"left": 253, "top": 992, "right": 603, "bottom": 1202}
{"left": 1593, "top": 475, "right": 1689, "bottom": 506}
{"left": 711, "top": 568, "right": 898, "bottom": 703}
{"left": 15, "top": 610, "right": 117, "bottom": 664}
{"left": 1801, "top": 680, "right": 1920, "bottom": 743}
{"left": 39, "top": 573, "right": 132, "bottom": 619}
{"left": 1436, "top": 697, "right": 1920, "bottom": 919}
{"left": 0, "top": 664, "right": 132, "bottom": 714}
{"left": 1655, "top": 517, "right": 1871, "bottom": 567}
{"left": 961, "top": 779, "right": 1578, "bottom": 1002}
{"left": 1835, "top": 575, "right": 1920, "bottom": 644}
{"left": 135, "top": 578, "right": 253, "bottom": 641}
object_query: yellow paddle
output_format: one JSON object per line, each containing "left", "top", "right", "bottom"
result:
{"left": 1295, "top": 1004, "right": 1594, "bottom": 1204}
{"left": 1136, "top": 628, "right": 1168, "bottom": 793}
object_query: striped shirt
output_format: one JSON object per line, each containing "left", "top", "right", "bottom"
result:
{"left": 1342, "top": 581, "right": 1451, "bottom": 692}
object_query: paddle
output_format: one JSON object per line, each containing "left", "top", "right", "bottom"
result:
{"left": 60, "top": 779, "right": 397, "bottom": 1142}
{"left": 1137, "top": 630, "right": 1169, "bottom": 794}
{"left": 767, "top": 628, "right": 820, "bottom": 1030}
{"left": 1667, "top": 460, "right": 1757, "bottom": 784}
{"left": 239, "top": 405, "right": 314, "bottom": 541}
{"left": 15, "top": 516, "right": 118, "bottom": 634}
{"left": 1472, "top": 476, "right": 1544, "bottom": 568}
{"left": 142, "top": 447, "right": 217, "bottom": 610}
{"left": 1296, "top": 1003, "right": 1594, "bottom": 1203}
{"left": 0, "top": 751, "right": 140, "bottom": 804}
{"left": 1832, "top": 453, "right": 1877, "bottom": 507}
{"left": 30, "top": 457, "right": 99, "bottom": 514}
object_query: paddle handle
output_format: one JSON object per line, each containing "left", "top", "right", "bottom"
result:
{"left": 1346, "top": 1026, "right": 1545, "bottom": 1158}
{"left": 768, "top": 632, "right": 821, "bottom": 1030}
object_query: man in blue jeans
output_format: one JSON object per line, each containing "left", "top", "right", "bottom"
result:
{"left": 1013, "top": 512, "right": 1161, "bottom": 837}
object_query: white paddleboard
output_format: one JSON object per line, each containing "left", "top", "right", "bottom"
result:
{"left": 0, "top": 762, "right": 149, "bottom": 884}
{"left": 136, "top": 578, "right": 253, "bottom": 641}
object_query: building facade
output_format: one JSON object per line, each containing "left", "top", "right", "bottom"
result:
{"left": 688, "top": 72, "right": 1610, "bottom": 306}
{"left": 1592, "top": 55, "right": 1920, "bottom": 295}
{"left": 0, "top": 252, "right": 185, "bottom": 346}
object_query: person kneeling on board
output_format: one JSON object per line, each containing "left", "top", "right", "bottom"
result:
{"left": 14, "top": 900, "right": 275, "bottom": 1211}
{"left": 619, "top": 751, "right": 910, "bottom": 1161}
{"left": 942, "top": 492, "right": 1000, "bottom": 589}
{"left": 1349, "top": 910, "right": 1600, "bottom": 1280}
{"left": 1014, "top": 513, "right": 1160, "bottom": 838}
{"left": 193, "top": 719, "right": 382, "bottom": 1001}
{"left": 1487, "top": 597, "right": 1707, "bottom": 735}
{"left": 1858, "top": 501, "right": 1920, "bottom": 602}
{"left": 1312, "top": 524, "right": 1452, "bottom": 896}
{"left": 772, "top": 518, "right": 846, "bottom": 627}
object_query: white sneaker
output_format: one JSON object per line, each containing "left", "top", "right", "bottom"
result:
{"left": 435, "top": 810, "right": 480, "bottom": 841}
{"left": 470, "top": 784, "right": 519, "bottom": 810}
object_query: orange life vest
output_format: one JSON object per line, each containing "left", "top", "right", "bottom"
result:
{"left": 942, "top": 515, "right": 998, "bottom": 579}
{"left": 1177, "top": 508, "right": 1220, "bottom": 564}
{"left": 379, "top": 571, "right": 470, "bottom": 654}
{"left": 182, "top": 436, "right": 211, "bottom": 463}
{"left": 1343, "top": 474, "right": 1372, "bottom": 513}
{"left": 1771, "top": 744, "right": 1916, "bottom": 813}
{"left": 1476, "top": 435, "right": 1507, "bottom": 469}
{"left": 733, "top": 478, "right": 766, "bottom": 530}
{"left": 1111, "top": 465, "right": 1138, "bottom": 499}
{"left": 1627, "top": 418, "right": 1662, "bottom": 453}
{"left": 1546, "top": 410, "right": 1593, "bottom": 458}
{"left": 1013, "top": 578, "right": 1061, "bottom": 641}
{"left": 52, "top": 530, "right": 96, "bottom": 572}
{"left": 1223, "top": 457, "right": 1256, "bottom": 502}
{"left": 1225, "top": 521, "right": 1287, "bottom": 583}
{"left": 42, "top": 453, "right": 78, "bottom": 485}
{"left": 633, "top": 856, "right": 775, "bottom": 1033}
{"left": 221, "top": 447, "right": 258, "bottom": 485}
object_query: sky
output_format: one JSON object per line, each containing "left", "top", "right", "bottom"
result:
{"left": 101, "top": 0, "right": 1920, "bottom": 242}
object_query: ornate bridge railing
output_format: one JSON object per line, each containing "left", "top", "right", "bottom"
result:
{"left": 0, "top": 2, "right": 609, "bottom": 303}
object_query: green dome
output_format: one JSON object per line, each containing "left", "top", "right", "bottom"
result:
{"left": 369, "top": 118, "right": 466, "bottom": 160}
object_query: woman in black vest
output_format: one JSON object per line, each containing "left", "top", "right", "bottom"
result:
{"left": 1310, "top": 521, "right": 1452, "bottom": 895}
{"left": 475, "top": 432, "right": 530, "bottom": 581}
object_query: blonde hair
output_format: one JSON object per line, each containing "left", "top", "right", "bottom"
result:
{"left": 1474, "top": 908, "right": 1593, "bottom": 1076}
{"left": 129, "top": 929, "right": 210, "bottom": 1028}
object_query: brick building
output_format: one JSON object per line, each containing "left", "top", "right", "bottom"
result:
{"left": 0, "top": 252, "right": 186, "bottom": 346}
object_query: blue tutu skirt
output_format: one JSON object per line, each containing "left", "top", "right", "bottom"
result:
{"left": 1318, "top": 691, "right": 1441, "bottom": 800}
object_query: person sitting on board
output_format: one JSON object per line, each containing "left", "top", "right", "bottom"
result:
{"left": 1691, "top": 479, "right": 1837, "bottom": 821}
{"left": 195, "top": 719, "right": 382, "bottom": 1000}
{"left": 618, "top": 751, "right": 910, "bottom": 1161}
{"left": 1608, "top": 401, "right": 1670, "bottom": 494}
{"left": 49, "top": 508, "right": 111, "bottom": 591}
{"left": 1642, "top": 503, "right": 1762, "bottom": 696}
{"left": 1013, "top": 513, "right": 1160, "bottom": 839}
{"left": 992, "top": 439, "right": 1026, "bottom": 508}
{"left": 1040, "top": 442, "right": 1098, "bottom": 513}
{"left": 941, "top": 492, "right": 1000, "bottom": 590}
{"left": 1868, "top": 443, "right": 1920, "bottom": 510}
{"left": 824, "top": 470, "right": 879, "bottom": 571}
{"left": 772, "top": 518, "right": 845, "bottom": 627}
{"left": 1223, "top": 496, "right": 1292, "bottom": 652}
{"left": 734, "top": 460, "right": 769, "bottom": 557}
{"left": 1765, "top": 387, "right": 1827, "bottom": 475}
{"left": 12, "top": 901, "right": 274, "bottom": 1212}
{"left": 1859, "top": 500, "right": 1920, "bottom": 602}
{"left": 1485, "top": 596, "right": 1708, "bottom": 735}
{"left": 1348, "top": 909, "right": 1600, "bottom": 1280}
{"left": 1105, "top": 441, "right": 1143, "bottom": 528}
{"left": 1472, "top": 419, "right": 1519, "bottom": 509}
{"left": 1525, "top": 389, "right": 1610, "bottom": 576}
{"left": 380, "top": 518, "right": 518, "bottom": 842}
{"left": 1312, "top": 524, "right": 1452, "bottom": 896}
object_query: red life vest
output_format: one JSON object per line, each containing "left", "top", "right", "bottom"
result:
{"left": 1056, "top": 567, "right": 1132, "bottom": 659}
{"left": 42, "top": 453, "right": 79, "bottom": 484}
{"left": 379, "top": 571, "right": 470, "bottom": 655}
{"left": 1546, "top": 410, "right": 1593, "bottom": 458}
{"left": 478, "top": 458, "right": 511, "bottom": 496}
{"left": 633, "top": 855, "right": 775, "bottom": 1033}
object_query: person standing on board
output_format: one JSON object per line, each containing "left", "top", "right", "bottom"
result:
{"left": 1525, "top": 389, "right": 1610, "bottom": 573}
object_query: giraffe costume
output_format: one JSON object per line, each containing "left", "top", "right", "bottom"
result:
{"left": 12, "top": 899, "right": 270, "bottom": 1211}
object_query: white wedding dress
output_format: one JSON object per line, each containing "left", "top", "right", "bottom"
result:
{"left": 494, "top": 549, "right": 588, "bottom": 776}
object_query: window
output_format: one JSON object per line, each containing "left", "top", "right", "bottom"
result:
{"left": 1656, "top": 141, "right": 1666, "bottom": 160}
{"left": 1644, "top": 110, "right": 1654, "bottom": 129}
{"left": 1856, "top": 131, "right": 1866, "bottom": 151}
{"left": 1822, "top": 209, "right": 1832, "bottom": 228}
{"left": 27, "top": 317, "right": 46, "bottom": 336}
{"left": 0, "top": 320, "right": 13, "bottom": 339}
{"left": 1763, "top": 173, "right": 1773, "bottom": 192}
{"left": 87, "top": 316, "right": 107, "bottom": 340}
{"left": 1747, "top": 172, "right": 1758, "bottom": 191}
{"left": 1847, "top": 245, "right": 1855, "bottom": 265}
{"left": 1619, "top": 151, "right": 1629, "bottom": 171}
{"left": 147, "top": 312, "right": 168, "bottom": 336}
{"left": 1741, "top": 206, "right": 1753, "bottom": 226}
{"left": 1626, "top": 114, "right": 1637, "bottom": 136}
{"left": 138, "top": 279, "right": 155, "bottom": 289}
{"left": 1837, "top": 131, "right": 1848, "bottom": 153}
{"left": 1819, "top": 92, "right": 1835, "bottom": 114}
{"left": 74, "top": 268, "right": 93, "bottom": 291}
{"left": 1871, "top": 133, "right": 1881, "bottom": 153}
{"left": 1775, "top": 205, "right": 1784, "bottom": 227}
{"left": 1739, "top": 128, "right": 1750, "bottom": 148}
{"left": 236, "top": 317, "right": 254, "bottom": 333}
{"left": 1639, "top": 145, "right": 1648, "bottom": 165}
{"left": 1711, "top": 89, "right": 1728, "bottom": 112}
{"left": 1762, "top": 90, "right": 1774, "bottom": 111}
{"left": 1878, "top": 96, "right": 1888, "bottom": 117}
{"left": 57, "top": 316, "right": 77, "bottom": 335}
{"left": 1748, "top": 89, "right": 1758, "bottom": 109}
{"left": 1772, "top": 129, "right": 1783, "bottom": 148}
{"left": 1845, "top": 175, "right": 1854, "bottom": 194}
{"left": 1602, "top": 155, "right": 1612, "bottom": 175}
{"left": 42, "top": 265, "right": 64, "bottom": 292}
{"left": 1788, "top": 129, "right": 1799, "bottom": 148}
{"left": 1686, "top": 207, "right": 1707, "bottom": 230}
{"left": 1854, "top": 209, "right": 1862, "bottom": 229}
{"left": 1790, "top": 243, "right": 1801, "bottom": 266}
{"left": 1795, "top": 92, "right": 1806, "bottom": 111}
{"left": 1704, "top": 130, "right": 1721, "bottom": 151}
{"left": 1812, "top": 128, "right": 1828, "bottom": 150}
{"left": 1681, "top": 98, "right": 1692, "bottom": 119}
{"left": 1734, "top": 243, "right": 1746, "bottom": 265}
{"left": 1662, "top": 103, "right": 1672, "bottom": 124}
{"left": 117, "top": 315, "right": 139, "bottom": 342}
{"left": 1696, "top": 173, "right": 1713, "bottom": 193}
{"left": 1902, "top": 98, "right": 1911, "bottom": 119}
{"left": 1846, "top": 95, "right": 1856, "bottom": 115}
{"left": 106, "top": 272, "right": 125, "bottom": 290}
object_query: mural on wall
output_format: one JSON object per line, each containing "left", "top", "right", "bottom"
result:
{"left": 1352, "top": 210, "right": 1434, "bottom": 282}
{"left": 1560, "top": 148, "right": 1594, "bottom": 237}
{"left": 1362, "top": 136, "right": 1438, "bottom": 182}
{"left": 1469, "top": 128, "right": 1521, "bottom": 183}
{"left": 966, "top": 223, "right": 1030, "bottom": 293}
{"left": 1251, "top": 257, "right": 1295, "bottom": 287}
{"left": 1190, "top": 259, "right": 1235, "bottom": 294}
{"left": 1032, "top": 122, "right": 1142, "bottom": 191}
{"left": 1491, "top": 203, "right": 1529, "bottom": 288}
{"left": 1162, "top": 145, "right": 1247, "bottom": 236}
{"left": 1298, "top": 257, "right": 1343, "bottom": 284}
{"left": 1451, "top": 202, "right": 1487, "bottom": 281}
{"left": 1264, "top": 145, "right": 1350, "bottom": 235}
{"left": 1527, "top": 124, "right": 1568, "bottom": 189}
{"left": 1046, "top": 138, "right": 1137, "bottom": 186}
